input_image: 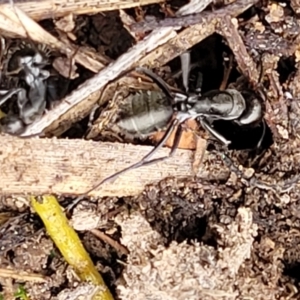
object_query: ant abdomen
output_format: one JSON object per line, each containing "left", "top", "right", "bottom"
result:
{"left": 117, "top": 90, "right": 173, "bottom": 136}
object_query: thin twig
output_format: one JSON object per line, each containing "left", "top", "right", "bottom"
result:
{"left": 0, "top": 0, "right": 165, "bottom": 21}
{"left": 0, "top": 268, "right": 46, "bottom": 283}
{"left": 90, "top": 229, "right": 129, "bottom": 256}
{"left": 218, "top": 15, "right": 260, "bottom": 85}
{"left": 130, "top": 0, "right": 259, "bottom": 33}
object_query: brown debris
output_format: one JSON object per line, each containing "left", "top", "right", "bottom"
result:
{"left": 90, "top": 229, "right": 129, "bottom": 256}
{"left": 150, "top": 119, "right": 201, "bottom": 150}
{"left": 291, "top": 0, "right": 300, "bottom": 13}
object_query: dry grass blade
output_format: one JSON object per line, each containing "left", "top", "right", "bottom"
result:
{"left": 0, "top": 268, "right": 46, "bottom": 283}
{"left": 1, "top": 0, "right": 165, "bottom": 21}
{"left": 218, "top": 16, "right": 260, "bottom": 85}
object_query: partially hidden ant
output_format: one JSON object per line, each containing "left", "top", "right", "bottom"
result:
{"left": 0, "top": 50, "right": 49, "bottom": 134}
{"left": 73, "top": 51, "right": 266, "bottom": 203}
{"left": 0, "top": 0, "right": 52, "bottom": 135}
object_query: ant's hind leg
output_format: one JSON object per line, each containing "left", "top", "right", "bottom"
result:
{"left": 180, "top": 51, "right": 191, "bottom": 93}
{"left": 200, "top": 118, "right": 231, "bottom": 146}
{"left": 67, "top": 118, "right": 182, "bottom": 213}
{"left": 0, "top": 88, "right": 23, "bottom": 106}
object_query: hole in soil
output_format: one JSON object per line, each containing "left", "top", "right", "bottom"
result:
{"left": 277, "top": 55, "right": 296, "bottom": 84}
{"left": 283, "top": 262, "right": 300, "bottom": 283}
{"left": 75, "top": 12, "right": 134, "bottom": 59}
{"left": 147, "top": 213, "right": 210, "bottom": 246}
{"left": 169, "top": 33, "right": 226, "bottom": 93}
{"left": 171, "top": 215, "right": 208, "bottom": 244}
{"left": 212, "top": 118, "right": 273, "bottom": 151}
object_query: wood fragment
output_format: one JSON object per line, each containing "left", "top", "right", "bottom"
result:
{"left": 0, "top": 0, "right": 165, "bottom": 21}
{"left": 176, "top": 0, "right": 212, "bottom": 15}
{"left": 119, "top": 9, "right": 140, "bottom": 41}
{"left": 0, "top": 134, "right": 209, "bottom": 197}
{"left": 291, "top": 0, "right": 300, "bottom": 13}
{"left": 192, "top": 137, "right": 207, "bottom": 175}
{"left": 0, "top": 268, "right": 46, "bottom": 283}
{"left": 218, "top": 16, "right": 260, "bottom": 85}
{"left": 130, "top": 0, "right": 259, "bottom": 33}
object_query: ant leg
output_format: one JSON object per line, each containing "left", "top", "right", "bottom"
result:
{"left": 195, "top": 71, "right": 203, "bottom": 94}
{"left": 256, "top": 119, "right": 266, "bottom": 150}
{"left": 200, "top": 118, "right": 231, "bottom": 146}
{"left": 67, "top": 118, "right": 182, "bottom": 212}
{"left": 93, "top": 118, "right": 180, "bottom": 187}
{"left": 135, "top": 67, "right": 175, "bottom": 100}
{"left": 219, "top": 54, "right": 233, "bottom": 91}
{"left": 66, "top": 121, "right": 183, "bottom": 213}
{"left": 180, "top": 51, "right": 191, "bottom": 93}
{"left": 0, "top": 88, "right": 23, "bottom": 106}
{"left": 136, "top": 121, "right": 183, "bottom": 168}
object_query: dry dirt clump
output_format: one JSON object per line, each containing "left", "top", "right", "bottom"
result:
{"left": 115, "top": 208, "right": 280, "bottom": 300}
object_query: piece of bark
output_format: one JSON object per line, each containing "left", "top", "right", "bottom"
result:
{"left": 218, "top": 16, "right": 259, "bottom": 85}
{"left": 1, "top": 0, "right": 165, "bottom": 21}
{"left": 130, "top": 0, "right": 259, "bottom": 33}
{"left": 0, "top": 134, "right": 209, "bottom": 197}
{"left": 291, "top": 0, "right": 300, "bottom": 13}
{"left": 139, "top": 0, "right": 258, "bottom": 68}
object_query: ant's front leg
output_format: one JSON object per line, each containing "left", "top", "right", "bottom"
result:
{"left": 200, "top": 117, "right": 231, "bottom": 146}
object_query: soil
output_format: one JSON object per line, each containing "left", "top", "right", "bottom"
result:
{"left": 1, "top": 0, "right": 300, "bottom": 299}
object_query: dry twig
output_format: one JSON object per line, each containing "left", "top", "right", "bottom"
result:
{"left": 0, "top": 133, "right": 211, "bottom": 197}
{"left": 90, "top": 229, "right": 129, "bottom": 256}
{"left": 130, "top": 0, "right": 259, "bottom": 33}
{"left": 0, "top": 268, "right": 46, "bottom": 283}
{"left": 0, "top": 0, "right": 165, "bottom": 21}
{"left": 218, "top": 16, "right": 260, "bottom": 85}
